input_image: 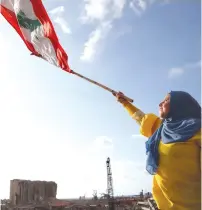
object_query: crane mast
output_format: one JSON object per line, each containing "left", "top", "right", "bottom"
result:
{"left": 106, "top": 157, "right": 115, "bottom": 210}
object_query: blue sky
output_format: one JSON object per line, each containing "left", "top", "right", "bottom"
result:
{"left": 0, "top": 0, "right": 201, "bottom": 199}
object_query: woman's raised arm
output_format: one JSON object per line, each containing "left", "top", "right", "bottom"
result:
{"left": 115, "top": 92, "right": 162, "bottom": 137}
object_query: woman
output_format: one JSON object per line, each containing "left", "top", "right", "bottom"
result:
{"left": 115, "top": 91, "right": 201, "bottom": 210}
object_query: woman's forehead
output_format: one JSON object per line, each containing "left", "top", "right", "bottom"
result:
{"left": 163, "top": 94, "right": 170, "bottom": 101}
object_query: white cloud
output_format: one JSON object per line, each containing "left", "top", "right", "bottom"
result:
{"left": 80, "top": 0, "right": 173, "bottom": 61}
{"left": 49, "top": 6, "right": 65, "bottom": 15}
{"left": 129, "top": 0, "right": 171, "bottom": 16}
{"left": 184, "top": 60, "right": 201, "bottom": 69}
{"left": 168, "top": 67, "right": 184, "bottom": 79}
{"left": 81, "top": 0, "right": 111, "bottom": 22}
{"left": 54, "top": 17, "right": 71, "bottom": 34}
{"left": 81, "top": 0, "right": 126, "bottom": 22}
{"left": 49, "top": 6, "right": 71, "bottom": 34}
{"left": 80, "top": 28, "right": 102, "bottom": 62}
{"left": 112, "top": 0, "right": 127, "bottom": 19}
{"left": 80, "top": 0, "right": 126, "bottom": 62}
{"left": 80, "top": 21, "right": 112, "bottom": 61}
{"left": 129, "top": 0, "right": 148, "bottom": 16}
{"left": 168, "top": 60, "right": 201, "bottom": 79}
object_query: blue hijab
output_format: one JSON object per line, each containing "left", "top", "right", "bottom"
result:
{"left": 145, "top": 91, "right": 201, "bottom": 175}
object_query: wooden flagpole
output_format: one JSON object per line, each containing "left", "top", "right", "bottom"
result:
{"left": 30, "top": 54, "right": 133, "bottom": 102}
{"left": 71, "top": 70, "right": 134, "bottom": 103}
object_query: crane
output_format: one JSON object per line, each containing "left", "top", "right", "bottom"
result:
{"left": 106, "top": 157, "right": 115, "bottom": 210}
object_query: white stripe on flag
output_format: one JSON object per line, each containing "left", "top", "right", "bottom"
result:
{"left": 18, "top": 0, "right": 59, "bottom": 66}
{"left": 11, "top": 0, "right": 59, "bottom": 67}
{"left": 1, "top": 0, "right": 15, "bottom": 12}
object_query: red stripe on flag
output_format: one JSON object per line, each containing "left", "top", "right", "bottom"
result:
{"left": 30, "top": 0, "right": 71, "bottom": 72}
{"left": 0, "top": 5, "right": 38, "bottom": 55}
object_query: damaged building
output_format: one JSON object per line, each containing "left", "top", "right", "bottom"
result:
{"left": 1, "top": 179, "right": 71, "bottom": 210}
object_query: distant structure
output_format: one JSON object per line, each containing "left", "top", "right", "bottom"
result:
{"left": 0, "top": 179, "right": 71, "bottom": 210}
{"left": 106, "top": 157, "right": 115, "bottom": 210}
{"left": 0, "top": 167, "right": 156, "bottom": 210}
{"left": 9, "top": 179, "right": 57, "bottom": 205}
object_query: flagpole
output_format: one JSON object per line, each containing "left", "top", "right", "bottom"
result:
{"left": 71, "top": 70, "right": 134, "bottom": 103}
{"left": 30, "top": 55, "right": 133, "bottom": 102}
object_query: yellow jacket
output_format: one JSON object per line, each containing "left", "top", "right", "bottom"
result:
{"left": 123, "top": 101, "right": 201, "bottom": 210}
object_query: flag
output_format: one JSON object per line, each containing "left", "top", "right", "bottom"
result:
{"left": 0, "top": 0, "right": 71, "bottom": 72}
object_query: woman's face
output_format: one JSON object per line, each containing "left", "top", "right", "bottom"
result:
{"left": 159, "top": 94, "right": 170, "bottom": 119}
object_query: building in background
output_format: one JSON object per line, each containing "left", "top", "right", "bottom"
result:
{"left": 0, "top": 179, "right": 156, "bottom": 210}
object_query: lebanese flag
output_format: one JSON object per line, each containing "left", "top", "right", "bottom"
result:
{"left": 0, "top": 0, "right": 71, "bottom": 72}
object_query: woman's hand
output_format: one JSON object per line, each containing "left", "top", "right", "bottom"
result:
{"left": 115, "top": 92, "right": 128, "bottom": 104}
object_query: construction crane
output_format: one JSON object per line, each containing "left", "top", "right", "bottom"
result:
{"left": 106, "top": 157, "right": 115, "bottom": 210}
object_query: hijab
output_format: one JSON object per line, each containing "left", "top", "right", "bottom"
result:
{"left": 146, "top": 91, "right": 201, "bottom": 175}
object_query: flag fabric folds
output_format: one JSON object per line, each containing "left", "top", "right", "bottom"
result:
{"left": 0, "top": 0, "right": 71, "bottom": 72}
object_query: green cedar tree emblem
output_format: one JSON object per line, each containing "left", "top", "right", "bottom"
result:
{"left": 17, "top": 10, "right": 41, "bottom": 32}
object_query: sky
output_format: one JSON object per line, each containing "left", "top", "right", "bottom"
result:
{"left": 0, "top": 0, "right": 201, "bottom": 200}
